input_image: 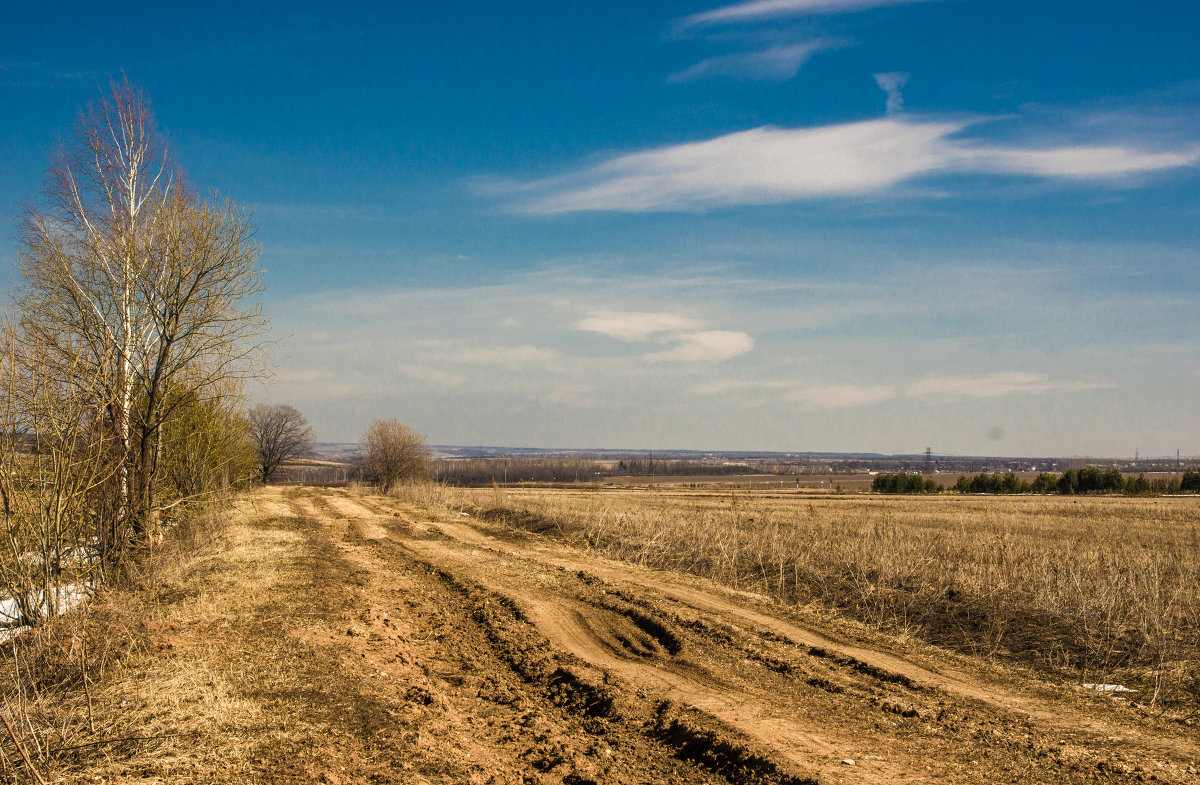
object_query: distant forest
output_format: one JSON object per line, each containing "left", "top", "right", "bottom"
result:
{"left": 873, "top": 469, "right": 1200, "bottom": 496}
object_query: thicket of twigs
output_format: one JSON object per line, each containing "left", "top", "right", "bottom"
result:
{"left": 465, "top": 487, "right": 1200, "bottom": 713}
{"left": 1, "top": 80, "right": 266, "bottom": 782}
{"left": 0, "top": 504, "right": 231, "bottom": 783}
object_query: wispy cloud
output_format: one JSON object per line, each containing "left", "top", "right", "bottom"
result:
{"left": 694, "top": 378, "right": 792, "bottom": 396}
{"left": 787, "top": 384, "right": 897, "bottom": 409}
{"left": 575, "top": 310, "right": 706, "bottom": 341}
{"left": 393, "top": 363, "right": 469, "bottom": 388}
{"left": 539, "top": 384, "right": 598, "bottom": 408}
{"left": 0, "top": 61, "right": 108, "bottom": 89}
{"left": 489, "top": 117, "right": 1200, "bottom": 214}
{"left": 645, "top": 330, "right": 755, "bottom": 362}
{"left": 905, "top": 371, "right": 1113, "bottom": 398}
{"left": 874, "top": 72, "right": 908, "bottom": 115}
{"left": 669, "top": 41, "right": 833, "bottom": 82}
{"left": 681, "top": 0, "right": 937, "bottom": 28}
{"left": 574, "top": 310, "right": 753, "bottom": 362}
{"left": 251, "top": 256, "right": 1194, "bottom": 452}
{"left": 439, "top": 344, "right": 562, "bottom": 367}
{"left": 778, "top": 372, "right": 1111, "bottom": 411}
{"left": 955, "top": 145, "right": 1200, "bottom": 178}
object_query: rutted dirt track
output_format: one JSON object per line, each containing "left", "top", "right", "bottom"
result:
{"left": 200, "top": 486, "right": 1197, "bottom": 784}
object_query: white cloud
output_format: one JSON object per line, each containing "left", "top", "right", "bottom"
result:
{"left": 874, "top": 71, "right": 908, "bottom": 115}
{"left": 645, "top": 330, "right": 755, "bottom": 362}
{"left": 681, "top": 0, "right": 936, "bottom": 28}
{"left": 575, "top": 310, "right": 706, "bottom": 342}
{"left": 574, "top": 310, "right": 753, "bottom": 362}
{"left": 495, "top": 118, "right": 1200, "bottom": 214}
{"left": 739, "top": 371, "right": 1112, "bottom": 410}
{"left": 509, "top": 119, "right": 961, "bottom": 213}
{"left": 253, "top": 257, "right": 1192, "bottom": 453}
{"left": 905, "top": 371, "right": 1112, "bottom": 398}
{"left": 956, "top": 145, "right": 1200, "bottom": 178}
{"left": 670, "top": 41, "right": 831, "bottom": 82}
{"left": 694, "top": 378, "right": 791, "bottom": 396}
{"left": 787, "top": 384, "right": 897, "bottom": 409}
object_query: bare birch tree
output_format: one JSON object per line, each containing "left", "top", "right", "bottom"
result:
{"left": 17, "top": 81, "right": 169, "bottom": 539}
{"left": 14, "top": 79, "right": 268, "bottom": 558}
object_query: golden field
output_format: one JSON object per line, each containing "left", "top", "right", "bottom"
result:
{"left": 447, "top": 486, "right": 1200, "bottom": 710}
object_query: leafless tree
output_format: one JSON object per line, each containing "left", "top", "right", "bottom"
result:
{"left": 248, "top": 404, "right": 315, "bottom": 483}
{"left": 361, "top": 418, "right": 430, "bottom": 493}
{"left": 0, "top": 323, "right": 117, "bottom": 623}
{"left": 15, "top": 78, "right": 268, "bottom": 550}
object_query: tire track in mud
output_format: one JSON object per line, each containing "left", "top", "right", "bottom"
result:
{"left": 286, "top": 488, "right": 767, "bottom": 785}
{"left": 296, "top": 488, "right": 828, "bottom": 784}
{"left": 416, "top": 508, "right": 1199, "bottom": 760}
{"left": 404, "top": 535, "right": 864, "bottom": 783}
{"left": 295, "top": 489, "right": 1199, "bottom": 784}
{"left": 303, "top": 491, "right": 983, "bottom": 782}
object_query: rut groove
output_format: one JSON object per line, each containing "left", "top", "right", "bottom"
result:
{"left": 287, "top": 488, "right": 1200, "bottom": 785}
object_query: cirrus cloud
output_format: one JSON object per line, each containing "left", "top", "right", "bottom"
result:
{"left": 487, "top": 117, "right": 1200, "bottom": 214}
{"left": 575, "top": 310, "right": 706, "bottom": 341}
{"left": 767, "top": 372, "right": 1112, "bottom": 411}
{"left": 574, "top": 309, "right": 753, "bottom": 362}
{"left": 905, "top": 371, "right": 1114, "bottom": 398}
{"left": 787, "top": 384, "right": 898, "bottom": 410}
{"left": 669, "top": 41, "right": 834, "bottom": 82}
{"left": 645, "top": 330, "right": 755, "bottom": 362}
{"left": 680, "top": 0, "right": 938, "bottom": 29}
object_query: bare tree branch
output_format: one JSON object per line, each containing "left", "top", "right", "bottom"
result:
{"left": 248, "top": 405, "right": 314, "bottom": 483}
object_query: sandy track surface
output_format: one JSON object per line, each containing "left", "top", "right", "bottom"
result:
{"left": 95, "top": 486, "right": 1197, "bottom": 784}
{"left": 285, "top": 487, "right": 1199, "bottom": 784}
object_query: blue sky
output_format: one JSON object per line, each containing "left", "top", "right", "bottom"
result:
{"left": 3, "top": 0, "right": 1199, "bottom": 455}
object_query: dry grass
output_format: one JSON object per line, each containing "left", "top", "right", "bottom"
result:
{"left": 0, "top": 496, "right": 285, "bottom": 783}
{"left": 451, "top": 486, "right": 1200, "bottom": 711}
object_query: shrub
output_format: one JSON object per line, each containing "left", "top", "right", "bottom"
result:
{"left": 361, "top": 418, "right": 430, "bottom": 493}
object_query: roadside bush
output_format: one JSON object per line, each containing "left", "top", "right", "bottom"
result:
{"left": 361, "top": 418, "right": 430, "bottom": 494}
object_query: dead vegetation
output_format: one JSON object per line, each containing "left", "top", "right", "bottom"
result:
{"left": 453, "top": 487, "right": 1200, "bottom": 712}
{"left": 0, "top": 503, "right": 232, "bottom": 783}
{"left": 1, "top": 81, "right": 268, "bottom": 783}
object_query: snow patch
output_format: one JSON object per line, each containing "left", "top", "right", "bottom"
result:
{"left": 0, "top": 583, "right": 90, "bottom": 625}
{"left": 1084, "top": 683, "right": 1136, "bottom": 693}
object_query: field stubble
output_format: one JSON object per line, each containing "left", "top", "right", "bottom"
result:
{"left": 445, "top": 487, "right": 1200, "bottom": 712}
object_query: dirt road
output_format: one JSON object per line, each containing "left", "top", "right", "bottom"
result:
{"left": 92, "top": 486, "right": 1198, "bottom": 784}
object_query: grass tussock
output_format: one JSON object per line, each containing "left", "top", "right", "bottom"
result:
{"left": 451, "top": 486, "right": 1200, "bottom": 712}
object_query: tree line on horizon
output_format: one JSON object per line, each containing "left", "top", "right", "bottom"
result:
{"left": 873, "top": 469, "right": 1200, "bottom": 496}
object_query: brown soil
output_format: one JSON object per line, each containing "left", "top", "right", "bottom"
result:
{"left": 53, "top": 486, "right": 1200, "bottom": 784}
